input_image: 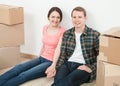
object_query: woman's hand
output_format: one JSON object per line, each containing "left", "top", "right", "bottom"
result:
{"left": 45, "top": 65, "right": 56, "bottom": 78}
{"left": 77, "top": 65, "right": 92, "bottom": 73}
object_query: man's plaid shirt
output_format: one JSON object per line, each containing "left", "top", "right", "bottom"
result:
{"left": 56, "top": 26, "right": 100, "bottom": 82}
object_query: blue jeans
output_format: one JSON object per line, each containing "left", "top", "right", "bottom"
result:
{"left": 51, "top": 61, "right": 90, "bottom": 86}
{"left": 0, "top": 56, "right": 52, "bottom": 86}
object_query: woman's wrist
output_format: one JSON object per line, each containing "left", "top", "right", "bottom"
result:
{"left": 51, "top": 63, "right": 56, "bottom": 67}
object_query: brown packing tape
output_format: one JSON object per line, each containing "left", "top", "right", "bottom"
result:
{"left": 98, "top": 52, "right": 108, "bottom": 61}
{"left": 100, "top": 36, "right": 109, "bottom": 47}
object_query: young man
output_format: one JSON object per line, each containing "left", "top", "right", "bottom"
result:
{"left": 47, "top": 6, "right": 100, "bottom": 86}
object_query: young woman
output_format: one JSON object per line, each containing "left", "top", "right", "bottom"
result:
{"left": 0, "top": 7, "right": 65, "bottom": 86}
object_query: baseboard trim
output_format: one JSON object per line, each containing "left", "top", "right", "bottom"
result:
{"left": 20, "top": 53, "right": 37, "bottom": 59}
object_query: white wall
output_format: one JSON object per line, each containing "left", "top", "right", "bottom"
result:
{"left": 0, "top": 0, "right": 120, "bottom": 55}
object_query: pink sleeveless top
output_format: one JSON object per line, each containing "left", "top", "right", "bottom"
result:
{"left": 41, "top": 25, "right": 65, "bottom": 61}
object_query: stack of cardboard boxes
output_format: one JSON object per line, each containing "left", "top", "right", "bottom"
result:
{"left": 0, "top": 4, "right": 24, "bottom": 69}
{"left": 96, "top": 27, "right": 120, "bottom": 86}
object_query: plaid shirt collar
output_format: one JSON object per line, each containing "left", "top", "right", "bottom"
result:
{"left": 70, "top": 25, "right": 88, "bottom": 36}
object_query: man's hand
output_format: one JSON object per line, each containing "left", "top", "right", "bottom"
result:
{"left": 77, "top": 65, "right": 92, "bottom": 73}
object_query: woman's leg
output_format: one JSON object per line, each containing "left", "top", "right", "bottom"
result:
{"left": 3, "top": 57, "right": 52, "bottom": 86}
{"left": 0, "top": 56, "right": 41, "bottom": 86}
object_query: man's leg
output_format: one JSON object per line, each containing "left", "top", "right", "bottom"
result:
{"left": 52, "top": 62, "right": 90, "bottom": 86}
{"left": 61, "top": 69, "right": 90, "bottom": 86}
{"left": 51, "top": 63, "right": 70, "bottom": 86}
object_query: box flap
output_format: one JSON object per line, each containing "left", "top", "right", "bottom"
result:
{"left": 103, "top": 27, "right": 120, "bottom": 37}
{"left": 0, "top": 4, "right": 21, "bottom": 9}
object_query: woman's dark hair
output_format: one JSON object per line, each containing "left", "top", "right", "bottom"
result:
{"left": 47, "top": 7, "right": 63, "bottom": 22}
{"left": 71, "top": 6, "right": 86, "bottom": 17}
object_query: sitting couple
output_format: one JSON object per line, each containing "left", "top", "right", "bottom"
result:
{"left": 0, "top": 6, "right": 100, "bottom": 86}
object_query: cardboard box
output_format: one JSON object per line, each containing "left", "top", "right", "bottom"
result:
{"left": 96, "top": 61, "right": 120, "bottom": 86}
{"left": 0, "top": 24, "right": 24, "bottom": 47}
{"left": 0, "top": 47, "right": 23, "bottom": 69}
{"left": 0, "top": 4, "right": 24, "bottom": 25}
{"left": 100, "top": 27, "right": 120, "bottom": 65}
